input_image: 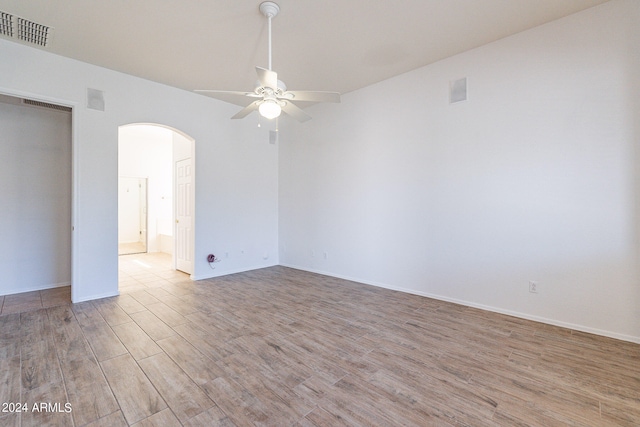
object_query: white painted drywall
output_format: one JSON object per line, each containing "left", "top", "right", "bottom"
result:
{"left": 0, "top": 38, "right": 279, "bottom": 302}
{"left": 279, "top": 0, "right": 640, "bottom": 342}
{"left": 117, "top": 176, "right": 145, "bottom": 244}
{"left": 0, "top": 98, "right": 72, "bottom": 294}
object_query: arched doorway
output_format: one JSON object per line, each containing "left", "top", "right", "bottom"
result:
{"left": 117, "top": 123, "right": 195, "bottom": 276}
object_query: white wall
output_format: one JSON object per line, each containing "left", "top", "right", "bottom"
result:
{"left": 0, "top": 97, "right": 72, "bottom": 294}
{"left": 279, "top": 0, "right": 640, "bottom": 342}
{"left": 0, "top": 38, "right": 279, "bottom": 302}
{"left": 118, "top": 177, "right": 145, "bottom": 244}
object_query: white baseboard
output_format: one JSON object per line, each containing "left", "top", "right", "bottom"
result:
{"left": 0, "top": 281, "right": 70, "bottom": 297}
{"left": 191, "top": 262, "right": 279, "bottom": 281}
{"left": 72, "top": 290, "right": 119, "bottom": 303}
{"left": 279, "top": 263, "right": 640, "bottom": 344}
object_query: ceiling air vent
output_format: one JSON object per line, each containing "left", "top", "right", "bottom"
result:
{"left": 17, "top": 17, "right": 50, "bottom": 46}
{"left": 0, "top": 12, "right": 13, "bottom": 37}
{"left": 0, "top": 11, "right": 52, "bottom": 47}
{"left": 23, "top": 98, "right": 71, "bottom": 112}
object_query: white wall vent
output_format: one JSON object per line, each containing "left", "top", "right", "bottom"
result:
{"left": 0, "top": 11, "right": 52, "bottom": 47}
{"left": 450, "top": 77, "right": 467, "bottom": 104}
{"left": 86, "top": 88, "right": 105, "bottom": 111}
{"left": 0, "top": 12, "right": 13, "bottom": 37}
{"left": 17, "top": 17, "right": 51, "bottom": 46}
{"left": 22, "top": 98, "right": 71, "bottom": 112}
{"left": 269, "top": 130, "right": 278, "bottom": 145}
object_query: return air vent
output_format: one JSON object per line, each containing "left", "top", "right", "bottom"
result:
{"left": 17, "top": 17, "right": 50, "bottom": 46}
{"left": 23, "top": 98, "right": 71, "bottom": 112}
{"left": 0, "top": 12, "right": 13, "bottom": 37}
{"left": 0, "top": 11, "right": 52, "bottom": 47}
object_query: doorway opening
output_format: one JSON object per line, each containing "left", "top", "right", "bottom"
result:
{"left": 118, "top": 124, "right": 195, "bottom": 278}
{"left": 0, "top": 92, "right": 74, "bottom": 305}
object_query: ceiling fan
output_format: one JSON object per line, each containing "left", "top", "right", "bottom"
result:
{"left": 195, "top": 1, "right": 340, "bottom": 123}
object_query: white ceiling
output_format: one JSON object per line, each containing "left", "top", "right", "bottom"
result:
{"left": 0, "top": 0, "right": 609, "bottom": 99}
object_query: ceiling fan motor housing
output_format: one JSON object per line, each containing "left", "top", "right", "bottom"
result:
{"left": 259, "top": 2, "right": 280, "bottom": 18}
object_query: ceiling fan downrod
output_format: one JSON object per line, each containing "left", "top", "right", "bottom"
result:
{"left": 259, "top": 2, "right": 280, "bottom": 71}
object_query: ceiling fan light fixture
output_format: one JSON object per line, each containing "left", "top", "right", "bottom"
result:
{"left": 259, "top": 100, "right": 281, "bottom": 119}
{"left": 195, "top": 1, "right": 340, "bottom": 123}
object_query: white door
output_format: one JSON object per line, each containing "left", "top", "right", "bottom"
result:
{"left": 175, "top": 158, "right": 193, "bottom": 274}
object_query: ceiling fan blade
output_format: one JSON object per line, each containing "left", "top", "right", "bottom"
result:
{"left": 231, "top": 100, "right": 261, "bottom": 119}
{"left": 194, "top": 90, "right": 260, "bottom": 107}
{"left": 280, "top": 90, "right": 341, "bottom": 103}
{"left": 281, "top": 101, "right": 312, "bottom": 122}
{"left": 256, "top": 66, "right": 278, "bottom": 89}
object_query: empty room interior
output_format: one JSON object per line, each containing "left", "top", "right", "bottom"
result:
{"left": 0, "top": 0, "right": 639, "bottom": 426}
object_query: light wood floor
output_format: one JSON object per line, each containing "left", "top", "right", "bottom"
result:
{"left": 1, "top": 253, "right": 639, "bottom": 426}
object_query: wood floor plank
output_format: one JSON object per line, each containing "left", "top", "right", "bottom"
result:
{"left": 2, "top": 291, "right": 42, "bottom": 315}
{"left": 20, "top": 309, "right": 63, "bottom": 391}
{"left": 600, "top": 398, "right": 640, "bottom": 426}
{"left": 0, "top": 412, "right": 19, "bottom": 427}
{"left": 131, "top": 408, "right": 181, "bottom": 427}
{"left": 47, "top": 306, "right": 120, "bottom": 426}
{"left": 21, "top": 382, "right": 73, "bottom": 427}
{"left": 2, "top": 257, "right": 640, "bottom": 427}
{"left": 70, "top": 300, "right": 111, "bottom": 328}
{"left": 137, "top": 353, "right": 214, "bottom": 423}
{"left": 155, "top": 334, "right": 224, "bottom": 385}
{"left": 201, "top": 376, "right": 270, "bottom": 426}
{"left": 304, "top": 406, "right": 360, "bottom": 427}
{"left": 0, "top": 312, "right": 21, "bottom": 356}
{"left": 93, "top": 298, "right": 132, "bottom": 326}
{"left": 47, "top": 305, "right": 93, "bottom": 360}
{"left": 114, "top": 295, "right": 147, "bottom": 314}
{"left": 144, "top": 302, "right": 188, "bottom": 327}
{"left": 80, "top": 320, "right": 128, "bottom": 362}
{"left": 71, "top": 302, "right": 128, "bottom": 362}
{"left": 60, "top": 351, "right": 120, "bottom": 425}
{"left": 0, "top": 313, "right": 21, "bottom": 406}
{"left": 182, "top": 406, "right": 236, "bottom": 427}
{"left": 218, "top": 352, "right": 315, "bottom": 422}
{"left": 157, "top": 294, "right": 200, "bottom": 316}
{"left": 111, "top": 320, "right": 163, "bottom": 360}
{"left": 321, "top": 373, "right": 440, "bottom": 427}
{"left": 0, "top": 355, "right": 21, "bottom": 411}
{"left": 172, "top": 321, "right": 233, "bottom": 361}
{"left": 129, "top": 310, "right": 177, "bottom": 341}
{"left": 83, "top": 411, "right": 128, "bottom": 427}
{"left": 128, "top": 290, "right": 162, "bottom": 306}
{"left": 100, "top": 353, "right": 167, "bottom": 425}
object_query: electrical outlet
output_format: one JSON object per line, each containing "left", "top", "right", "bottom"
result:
{"left": 529, "top": 281, "right": 538, "bottom": 293}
